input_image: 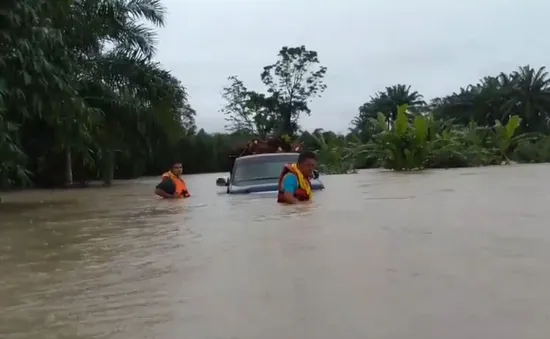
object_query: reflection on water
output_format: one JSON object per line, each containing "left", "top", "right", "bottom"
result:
{"left": 1, "top": 164, "right": 550, "bottom": 339}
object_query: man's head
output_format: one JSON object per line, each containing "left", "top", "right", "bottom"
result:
{"left": 296, "top": 151, "right": 317, "bottom": 177}
{"left": 171, "top": 162, "right": 183, "bottom": 176}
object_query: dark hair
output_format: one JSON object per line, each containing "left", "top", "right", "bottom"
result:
{"left": 297, "top": 150, "right": 317, "bottom": 164}
{"left": 171, "top": 161, "right": 182, "bottom": 168}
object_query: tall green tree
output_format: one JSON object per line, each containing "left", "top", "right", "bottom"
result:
{"left": 508, "top": 65, "right": 550, "bottom": 132}
{"left": 352, "top": 84, "right": 424, "bottom": 135}
{"left": 221, "top": 76, "right": 277, "bottom": 137}
{"left": 0, "top": 0, "right": 195, "bottom": 188}
{"left": 431, "top": 65, "right": 550, "bottom": 133}
{"left": 260, "top": 45, "right": 327, "bottom": 136}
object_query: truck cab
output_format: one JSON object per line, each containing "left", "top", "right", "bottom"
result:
{"left": 216, "top": 153, "right": 325, "bottom": 194}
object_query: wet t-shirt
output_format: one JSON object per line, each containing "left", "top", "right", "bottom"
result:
{"left": 156, "top": 178, "right": 176, "bottom": 195}
{"left": 281, "top": 173, "right": 298, "bottom": 194}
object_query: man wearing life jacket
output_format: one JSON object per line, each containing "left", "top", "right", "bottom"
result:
{"left": 155, "top": 162, "right": 191, "bottom": 199}
{"left": 277, "top": 151, "right": 317, "bottom": 204}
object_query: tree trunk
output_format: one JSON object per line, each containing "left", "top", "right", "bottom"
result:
{"left": 102, "top": 149, "right": 115, "bottom": 186}
{"left": 65, "top": 148, "right": 73, "bottom": 186}
{"left": 282, "top": 111, "right": 293, "bottom": 137}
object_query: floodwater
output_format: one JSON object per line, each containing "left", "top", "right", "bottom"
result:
{"left": 1, "top": 164, "right": 549, "bottom": 339}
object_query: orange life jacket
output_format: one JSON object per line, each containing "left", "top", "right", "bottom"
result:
{"left": 162, "top": 171, "right": 190, "bottom": 198}
{"left": 277, "top": 164, "right": 311, "bottom": 203}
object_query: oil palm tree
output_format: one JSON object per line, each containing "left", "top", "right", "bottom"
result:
{"left": 353, "top": 84, "right": 425, "bottom": 133}
{"left": 507, "top": 65, "right": 550, "bottom": 133}
{"left": 0, "top": 0, "right": 192, "bottom": 187}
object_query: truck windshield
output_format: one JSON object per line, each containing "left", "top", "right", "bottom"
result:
{"left": 232, "top": 154, "right": 299, "bottom": 184}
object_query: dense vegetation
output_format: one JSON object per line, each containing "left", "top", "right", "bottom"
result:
{"left": 345, "top": 66, "right": 550, "bottom": 171}
{"left": 2, "top": 0, "right": 550, "bottom": 189}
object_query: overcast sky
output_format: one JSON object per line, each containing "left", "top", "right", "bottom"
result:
{"left": 155, "top": 0, "right": 547, "bottom": 133}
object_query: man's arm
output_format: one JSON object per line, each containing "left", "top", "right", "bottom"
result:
{"left": 281, "top": 173, "right": 299, "bottom": 204}
{"left": 155, "top": 188, "right": 174, "bottom": 198}
{"left": 155, "top": 179, "right": 177, "bottom": 198}
{"left": 181, "top": 179, "right": 191, "bottom": 198}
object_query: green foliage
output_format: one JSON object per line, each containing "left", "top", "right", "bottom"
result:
{"left": 512, "top": 133, "right": 550, "bottom": 163}
{"left": 345, "top": 64, "right": 550, "bottom": 172}
{"left": 352, "top": 84, "right": 426, "bottom": 134}
{"left": 491, "top": 115, "right": 522, "bottom": 163}
{"left": 0, "top": 0, "right": 195, "bottom": 188}
{"left": 300, "top": 129, "right": 355, "bottom": 174}
{"left": 260, "top": 46, "right": 327, "bottom": 136}
{"left": 220, "top": 76, "right": 277, "bottom": 137}
{"left": 348, "top": 103, "right": 525, "bottom": 171}
{"left": 424, "top": 122, "right": 497, "bottom": 168}
{"left": 368, "top": 106, "right": 429, "bottom": 170}
{"left": 221, "top": 46, "right": 327, "bottom": 138}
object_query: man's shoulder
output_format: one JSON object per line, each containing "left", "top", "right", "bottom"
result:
{"left": 282, "top": 172, "right": 298, "bottom": 185}
{"left": 283, "top": 172, "right": 297, "bottom": 180}
{"left": 156, "top": 177, "right": 174, "bottom": 188}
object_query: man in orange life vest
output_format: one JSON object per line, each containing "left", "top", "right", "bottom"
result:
{"left": 155, "top": 162, "right": 191, "bottom": 199}
{"left": 277, "top": 151, "right": 317, "bottom": 204}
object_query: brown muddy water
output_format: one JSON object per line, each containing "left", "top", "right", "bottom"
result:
{"left": 0, "top": 164, "right": 549, "bottom": 339}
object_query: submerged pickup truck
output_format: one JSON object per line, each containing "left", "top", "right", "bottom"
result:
{"left": 216, "top": 153, "right": 325, "bottom": 194}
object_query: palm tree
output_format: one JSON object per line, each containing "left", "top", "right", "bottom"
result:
{"left": 508, "top": 65, "right": 550, "bottom": 133}
{"left": 0, "top": 0, "right": 76, "bottom": 187}
{"left": 432, "top": 74, "right": 515, "bottom": 127}
{"left": 433, "top": 66, "right": 550, "bottom": 132}
{"left": 61, "top": 0, "right": 194, "bottom": 185}
{"left": 0, "top": 0, "right": 193, "bottom": 188}
{"left": 352, "top": 84, "right": 425, "bottom": 134}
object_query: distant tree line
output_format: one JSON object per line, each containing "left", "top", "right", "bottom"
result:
{"left": 2, "top": 0, "right": 550, "bottom": 189}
